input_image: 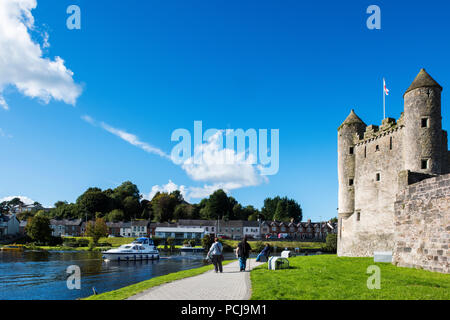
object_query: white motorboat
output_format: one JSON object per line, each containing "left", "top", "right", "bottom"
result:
{"left": 102, "top": 237, "right": 160, "bottom": 261}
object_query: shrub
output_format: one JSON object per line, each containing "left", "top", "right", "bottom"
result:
{"left": 324, "top": 234, "right": 337, "bottom": 253}
{"left": 77, "top": 238, "right": 90, "bottom": 247}
{"left": 254, "top": 241, "right": 265, "bottom": 253}
{"left": 152, "top": 237, "right": 162, "bottom": 247}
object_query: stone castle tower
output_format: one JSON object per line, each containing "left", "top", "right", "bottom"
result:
{"left": 337, "top": 69, "right": 450, "bottom": 259}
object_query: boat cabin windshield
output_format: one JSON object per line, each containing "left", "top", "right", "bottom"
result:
{"left": 133, "top": 238, "right": 154, "bottom": 246}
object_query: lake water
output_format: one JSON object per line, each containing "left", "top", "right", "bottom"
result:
{"left": 0, "top": 250, "right": 238, "bottom": 300}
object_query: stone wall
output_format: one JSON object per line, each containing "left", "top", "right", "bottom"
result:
{"left": 338, "top": 128, "right": 404, "bottom": 257}
{"left": 393, "top": 173, "right": 450, "bottom": 273}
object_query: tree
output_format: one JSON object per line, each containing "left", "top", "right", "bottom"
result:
{"left": 325, "top": 234, "right": 337, "bottom": 253}
{"left": 261, "top": 196, "right": 281, "bottom": 221}
{"left": 107, "top": 209, "right": 125, "bottom": 222}
{"left": 76, "top": 188, "right": 111, "bottom": 219}
{"left": 152, "top": 192, "right": 178, "bottom": 222}
{"left": 201, "top": 234, "right": 212, "bottom": 250}
{"left": 262, "top": 196, "right": 302, "bottom": 222}
{"left": 26, "top": 215, "right": 52, "bottom": 244}
{"left": 166, "top": 237, "right": 175, "bottom": 252}
{"left": 85, "top": 218, "right": 108, "bottom": 244}
{"left": 201, "top": 189, "right": 231, "bottom": 220}
{"left": 122, "top": 196, "right": 141, "bottom": 220}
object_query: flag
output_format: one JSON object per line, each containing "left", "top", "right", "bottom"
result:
{"left": 383, "top": 78, "right": 390, "bottom": 96}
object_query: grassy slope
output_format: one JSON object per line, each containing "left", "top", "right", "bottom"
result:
{"left": 84, "top": 260, "right": 233, "bottom": 300}
{"left": 250, "top": 255, "right": 450, "bottom": 300}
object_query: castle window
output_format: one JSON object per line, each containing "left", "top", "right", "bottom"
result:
{"left": 375, "top": 145, "right": 380, "bottom": 152}
{"left": 349, "top": 147, "right": 354, "bottom": 155}
{"left": 421, "top": 159, "right": 429, "bottom": 170}
{"left": 376, "top": 173, "right": 380, "bottom": 181}
{"left": 349, "top": 179, "right": 354, "bottom": 186}
{"left": 356, "top": 212, "right": 361, "bottom": 221}
{"left": 421, "top": 118, "right": 429, "bottom": 128}
{"left": 390, "top": 137, "right": 393, "bottom": 150}
{"left": 364, "top": 146, "right": 367, "bottom": 158}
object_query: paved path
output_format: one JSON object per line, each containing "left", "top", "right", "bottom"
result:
{"left": 128, "top": 259, "right": 264, "bottom": 300}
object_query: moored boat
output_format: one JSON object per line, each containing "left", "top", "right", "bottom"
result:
{"left": 1, "top": 244, "right": 25, "bottom": 252}
{"left": 102, "top": 237, "right": 159, "bottom": 261}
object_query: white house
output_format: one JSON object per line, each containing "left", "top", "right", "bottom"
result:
{"left": 177, "top": 219, "right": 217, "bottom": 236}
{"left": 242, "top": 221, "right": 260, "bottom": 239}
{"left": 0, "top": 214, "right": 20, "bottom": 238}
{"left": 120, "top": 222, "right": 132, "bottom": 237}
{"left": 155, "top": 227, "right": 205, "bottom": 240}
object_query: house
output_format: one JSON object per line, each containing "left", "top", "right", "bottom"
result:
{"left": 120, "top": 222, "right": 132, "bottom": 237}
{"left": 50, "top": 219, "right": 83, "bottom": 237}
{"left": 154, "top": 227, "right": 205, "bottom": 243}
{"left": 19, "top": 220, "right": 27, "bottom": 235}
{"left": 177, "top": 219, "right": 217, "bottom": 236}
{"left": 106, "top": 222, "right": 122, "bottom": 237}
{"left": 242, "top": 221, "right": 260, "bottom": 239}
{"left": 0, "top": 214, "right": 20, "bottom": 238}
{"left": 130, "top": 220, "right": 149, "bottom": 237}
{"left": 148, "top": 222, "right": 177, "bottom": 237}
{"left": 215, "top": 220, "right": 245, "bottom": 240}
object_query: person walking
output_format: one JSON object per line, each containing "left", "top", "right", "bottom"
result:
{"left": 236, "top": 236, "right": 252, "bottom": 272}
{"left": 256, "top": 243, "right": 271, "bottom": 262}
{"left": 208, "top": 237, "right": 224, "bottom": 273}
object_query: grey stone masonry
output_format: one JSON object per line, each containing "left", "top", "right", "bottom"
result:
{"left": 393, "top": 173, "right": 450, "bottom": 273}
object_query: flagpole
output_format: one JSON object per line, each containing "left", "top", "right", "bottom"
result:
{"left": 383, "top": 78, "right": 386, "bottom": 119}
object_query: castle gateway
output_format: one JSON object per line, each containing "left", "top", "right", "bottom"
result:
{"left": 337, "top": 69, "right": 449, "bottom": 273}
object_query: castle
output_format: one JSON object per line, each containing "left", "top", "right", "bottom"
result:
{"left": 337, "top": 69, "right": 450, "bottom": 273}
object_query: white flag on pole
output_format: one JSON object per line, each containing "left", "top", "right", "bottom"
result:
{"left": 383, "top": 78, "right": 390, "bottom": 96}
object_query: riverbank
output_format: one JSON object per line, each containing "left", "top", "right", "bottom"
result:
{"left": 250, "top": 255, "right": 450, "bottom": 300}
{"left": 84, "top": 260, "right": 235, "bottom": 300}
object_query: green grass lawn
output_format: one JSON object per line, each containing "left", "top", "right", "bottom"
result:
{"left": 84, "top": 260, "right": 233, "bottom": 300}
{"left": 250, "top": 255, "right": 450, "bottom": 300}
{"left": 223, "top": 240, "right": 323, "bottom": 250}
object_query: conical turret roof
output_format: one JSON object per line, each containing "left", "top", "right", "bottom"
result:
{"left": 339, "top": 109, "right": 366, "bottom": 129}
{"left": 404, "top": 68, "right": 442, "bottom": 96}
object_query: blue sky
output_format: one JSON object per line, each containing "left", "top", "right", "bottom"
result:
{"left": 1, "top": 0, "right": 449, "bottom": 221}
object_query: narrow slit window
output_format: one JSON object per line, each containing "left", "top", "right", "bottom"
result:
{"left": 376, "top": 173, "right": 380, "bottom": 181}
{"left": 349, "top": 147, "right": 354, "bottom": 155}
{"left": 421, "top": 118, "right": 429, "bottom": 128}
{"left": 390, "top": 137, "right": 393, "bottom": 150}
{"left": 356, "top": 212, "right": 361, "bottom": 221}
{"left": 375, "top": 145, "right": 380, "bottom": 152}
{"left": 421, "top": 159, "right": 428, "bottom": 170}
{"left": 364, "top": 146, "right": 367, "bottom": 158}
{"left": 349, "top": 179, "right": 354, "bottom": 186}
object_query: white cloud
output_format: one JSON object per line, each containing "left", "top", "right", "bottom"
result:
{"left": 147, "top": 180, "right": 188, "bottom": 201}
{"left": 0, "top": 0, "right": 82, "bottom": 109}
{"left": 181, "top": 132, "right": 267, "bottom": 188}
{"left": 0, "top": 195, "right": 35, "bottom": 205}
{"left": 83, "top": 117, "right": 268, "bottom": 200}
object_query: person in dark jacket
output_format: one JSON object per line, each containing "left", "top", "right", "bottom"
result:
{"left": 256, "top": 243, "right": 271, "bottom": 262}
{"left": 236, "top": 236, "right": 252, "bottom": 271}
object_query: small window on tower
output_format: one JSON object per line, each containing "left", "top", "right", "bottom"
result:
{"left": 376, "top": 173, "right": 380, "bottom": 181}
{"left": 376, "top": 145, "right": 380, "bottom": 152}
{"left": 421, "top": 118, "right": 429, "bottom": 128}
{"left": 349, "top": 147, "right": 354, "bottom": 155}
{"left": 356, "top": 212, "right": 361, "bottom": 221}
{"left": 421, "top": 159, "right": 429, "bottom": 170}
{"left": 390, "top": 137, "right": 393, "bottom": 150}
{"left": 349, "top": 179, "right": 354, "bottom": 186}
